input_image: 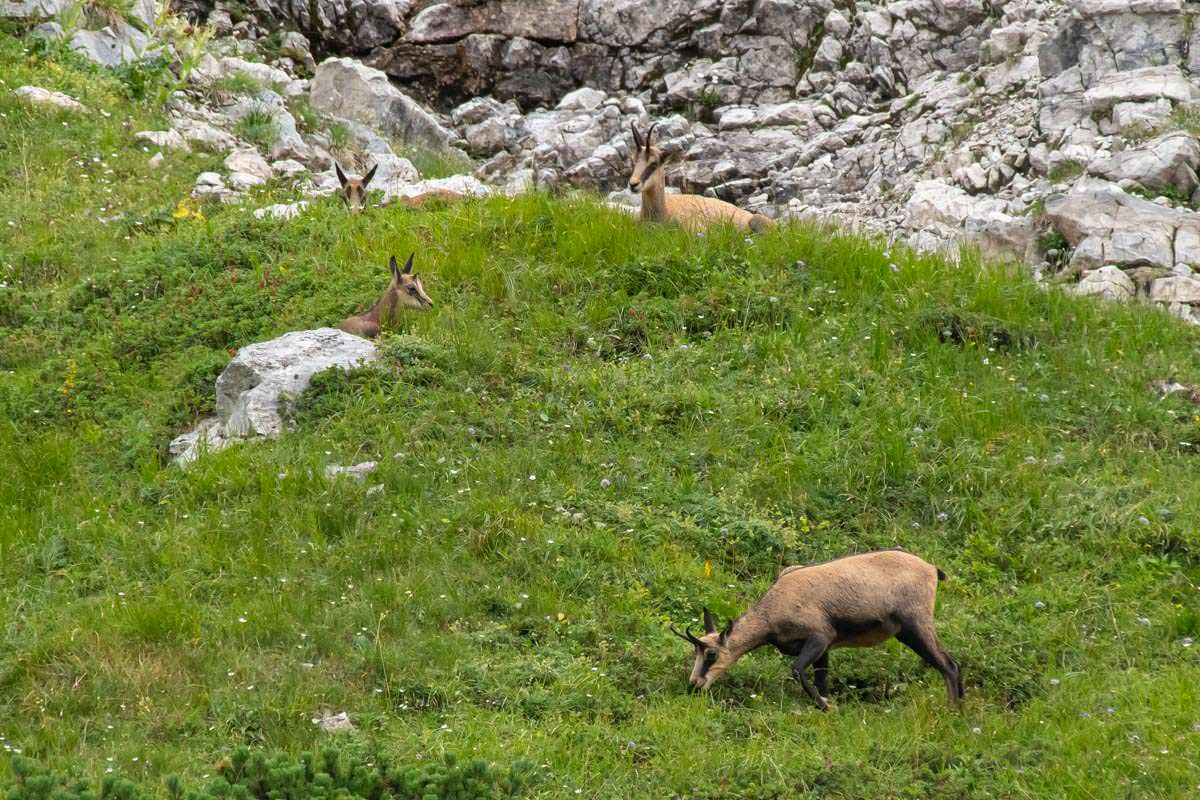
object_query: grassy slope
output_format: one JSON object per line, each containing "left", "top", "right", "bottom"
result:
{"left": 2, "top": 29, "right": 1200, "bottom": 800}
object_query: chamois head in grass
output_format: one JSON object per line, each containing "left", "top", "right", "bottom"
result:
{"left": 671, "top": 607, "right": 739, "bottom": 691}
{"left": 338, "top": 254, "right": 433, "bottom": 339}
{"left": 335, "top": 160, "right": 378, "bottom": 212}
{"left": 627, "top": 122, "right": 666, "bottom": 194}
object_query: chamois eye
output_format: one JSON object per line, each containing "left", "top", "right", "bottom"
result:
{"left": 407, "top": 286, "right": 418, "bottom": 294}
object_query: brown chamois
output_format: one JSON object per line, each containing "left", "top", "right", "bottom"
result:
{"left": 335, "top": 161, "right": 378, "bottom": 213}
{"left": 671, "top": 550, "right": 962, "bottom": 710}
{"left": 337, "top": 254, "right": 433, "bottom": 339}
{"left": 628, "top": 122, "right": 775, "bottom": 233}
{"left": 383, "top": 188, "right": 469, "bottom": 209}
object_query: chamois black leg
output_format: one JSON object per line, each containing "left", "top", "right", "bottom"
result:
{"left": 896, "top": 625, "right": 962, "bottom": 706}
{"left": 791, "top": 637, "right": 832, "bottom": 710}
{"left": 813, "top": 650, "right": 830, "bottom": 702}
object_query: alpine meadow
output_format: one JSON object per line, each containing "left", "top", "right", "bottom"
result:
{"left": 2, "top": 23, "right": 1200, "bottom": 800}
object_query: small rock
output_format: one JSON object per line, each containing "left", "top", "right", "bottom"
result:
{"left": 271, "top": 159, "right": 308, "bottom": 177}
{"left": 325, "top": 461, "right": 379, "bottom": 482}
{"left": 225, "top": 148, "right": 273, "bottom": 181}
{"left": 14, "top": 85, "right": 86, "bottom": 112}
{"left": 148, "top": 151, "right": 164, "bottom": 168}
{"left": 1075, "top": 266, "right": 1136, "bottom": 304}
{"left": 252, "top": 201, "right": 309, "bottom": 220}
{"left": 227, "top": 171, "right": 266, "bottom": 191}
{"left": 312, "top": 711, "right": 355, "bottom": 733}
{"left": 195, "top": 171, "right": 225, "bottom": 188}
{"left": 557, "top": 87, "right": 607, "bottom": 111}
{"left": 135, "top": 130, "right": 190, "bottom": 151}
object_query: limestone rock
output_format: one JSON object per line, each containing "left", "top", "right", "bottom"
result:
{"left": 225, "top": 148, "right": 273, "bottom": 182}
{"left": 14, "top": 85, "right": 85, "bottom": 111}
{"left": 325, "top": 461, "right": 379, "bottom": 481}
{"left": 1150, "top": 275, "right": 1200, "bottom": 304}
{"left": 1083, "top": 66, "right": 1197, "bottom": 112}
{"left": 1044, "top": 186, "right": 1181, "bottom": 270}
{"left": 228, "top": 171, "right": 266, "bottom": 191}
{"left": 1075, "top": 265, "right": 1135, "bottom": 303}
{"left": 70, "top": 22, "right": 152, "bottom": 68}
{"left": 1088, "top": 133, "right": 1200, "bottom": 195}
{"left": 313, "top": 711, "right": 355, "bottom": 733}
{"left": 253, "top": 201, "right": 309, "bottom": 220}
{"left": 0, "top": 0, "right": 72, "bottom": 18}
{"left": 311, "top": 57, "right": 458, "bottom": 151}
{"left": 216, "top": 328, "right": 378, "bottom": 440}
{"left": 168, "top": 419, "right": 229, "bottom": 464}
{"left": 135, "top": 130, "right": 190, "bottom": 151}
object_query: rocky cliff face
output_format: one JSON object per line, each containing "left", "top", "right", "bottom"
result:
{"left": 12, "top": 0, "right": 1200, "bottom": 325}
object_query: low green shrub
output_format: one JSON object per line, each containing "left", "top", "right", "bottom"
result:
{"left": 5, "top": 749, "right": 537, "bottom": 800}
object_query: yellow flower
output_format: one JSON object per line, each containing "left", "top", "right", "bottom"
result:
{"left": 704, "top": 560, "right": 711, "bottom": 577}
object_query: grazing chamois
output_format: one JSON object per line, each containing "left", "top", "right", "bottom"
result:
{"left": 335, "top": 161, "right": 378, "bottom": 213}
{"left": 628, "top": 122, "right": 775, "bottom": 233}
{"left": 337, "top": 254, "right": 433, "bottom": 339}
{"left": 671, "top": 550, "right": 962, "bottom": 710}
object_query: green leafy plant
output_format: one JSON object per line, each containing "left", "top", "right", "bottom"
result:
{"left": 111, "top": 53, "right": 173, "bottom": 100}
{"left": 212, "top": 70, "right": 263, "bottom": 97}
{"left": 395, "top": 142, "right": 474, "bottom": 179}
{"left": 1047, "top": 159, "right": 1086, "bottom": 182}
{"left": 236, "top": 108, "right": 278, "bottom": 147}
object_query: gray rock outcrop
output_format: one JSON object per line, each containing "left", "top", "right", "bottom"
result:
{"left": 311, "top": 57, "right": 459, "bottom": 151}
{"left": 169, "top": 328, "right": 377, "bottom": 463}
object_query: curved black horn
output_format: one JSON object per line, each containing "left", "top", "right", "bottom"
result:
{"left": 645, "top": 122, "right": 657, "bottom": 147}
{"left": 670, "top": 623, "right": 704, "bottom": 648}
{"left": 631, "top": 122, "right": 643, "bottom": 150}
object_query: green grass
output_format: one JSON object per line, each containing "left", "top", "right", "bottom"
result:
{"left": 3, "top": 28, "right": 1200, "bottom": 800}
{"left": 1047, "top": 159, "right": 1086, "bottom": 183}
{"left": 211, "top": 71, "right": 264, "bottom": 97}
{"left": 1170, "top": 105, "right": 1200, "bottom": 135}
{"left": 235, "top": 108, "right": 278, "bottom": 149}
{"left": 396, "top": 142, "right": 475, "bottom": 180}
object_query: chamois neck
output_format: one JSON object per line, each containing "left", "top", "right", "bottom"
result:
{"left": 640, "top": 171, "right": 668, "bottom": 223}
{"left": 724, "top": 607, "right": 770, "bottom": 658}
{"left": 363, "top": 293, "right": 394, "bottom": 325}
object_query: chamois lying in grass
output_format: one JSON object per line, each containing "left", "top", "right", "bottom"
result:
{"left": 337, "top": 254, "right": 433, "bottom": 339}
{"left": 628, "top": 122, "right": 775, "bottom": 233}
{"left": 671, "top": 550, "right": 963, "bottom": 709}
{"left": 335, "top": 161, "right": 377, "bottom": 213}
{"left": 382, "top": 188, "right": 469, "bottom": 209}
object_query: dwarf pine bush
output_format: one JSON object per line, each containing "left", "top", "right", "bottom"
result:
{"left": 5, "top": 750, "right": 536, "bottom": 800}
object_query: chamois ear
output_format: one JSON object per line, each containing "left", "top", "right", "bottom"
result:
{"left": 402, "top": 253, "right": 414, "bottom": 274}
{"left": 630, "top": 122, "right": 643, "bottom": 151}
{"left": 362, "top": 163, "right": 378, "bottom": 187}
{"left": 719, "top": 618, "right": 735, "bottom": 645}
{"left": 335, "top": 161, "right": 348, "bottom": 187}
{"left": 389, "top": 255, "right": 400, "bottom": 280}
{"left": 703, "top": 607, "right": 717, "bottom": 635}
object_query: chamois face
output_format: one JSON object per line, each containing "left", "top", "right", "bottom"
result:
{"left": 673, "top": 608, "right": 737, "bottom": 691}
{"left": 627, "top": 122, "right": 664, "bottom": 193}
{"left": 336, "top": 161, "right": 378, "bottom": 213}
{"left": 384, "top": 254, "right": 434, "bottom": 313}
